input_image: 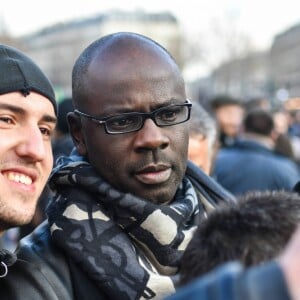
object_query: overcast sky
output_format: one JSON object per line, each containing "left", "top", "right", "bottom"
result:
{"left": 2, "top": 0, "right": 300, "bottom": 78}
{"left": 2, "top": 0, "right": 300, "bottom": 49}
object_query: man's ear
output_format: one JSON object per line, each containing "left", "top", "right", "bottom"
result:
{"left": 67, "top": 112, "right": 87, "bottom": 156}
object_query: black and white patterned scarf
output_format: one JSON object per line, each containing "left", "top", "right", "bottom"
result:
{"left": 47, "top": 154, "right": 234, "bottom": 300}
{"left": 47, "top": 155, "right": 200, "bottom": 299}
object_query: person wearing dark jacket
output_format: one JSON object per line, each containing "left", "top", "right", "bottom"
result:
{"left": 52, "top": 97, "right": 74, "bottom": 163}
{"left": 212, "top": 109, "right": 300, "bottom": 196}
{"left": 0, "top": 44, "right": 57, "bottom": 278}
{"left": 2, "top": 32, "right": 235, "bottom": 299}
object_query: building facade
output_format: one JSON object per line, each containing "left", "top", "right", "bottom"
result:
{"left": 208, "top": 22, "right": 300, "bottom": 103}
{"left": 17, "top": 10, "right": 182, "bottom": 98}
{"left": 269, "top": 23, "right": 300, "bottom": 98}
{"left": 210, "top": 51, "right": 270, "bottom": 101}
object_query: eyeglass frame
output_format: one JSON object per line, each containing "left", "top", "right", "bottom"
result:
{"left": 74, "top": 99, "right": 192, "bottom": 134}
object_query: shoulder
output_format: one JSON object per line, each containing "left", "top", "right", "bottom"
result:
{"left": 268, "top": 154, "right": 300, "bottom": 175}
{"left": 1, "top": 221, "right": 74, "bottom": 300}
{"left": 17, "top": 221, "right": 67, "bottom": 271}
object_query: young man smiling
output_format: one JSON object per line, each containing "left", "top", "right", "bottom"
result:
{"left": 0, "top": 44, "right": 57, "bottom": 277}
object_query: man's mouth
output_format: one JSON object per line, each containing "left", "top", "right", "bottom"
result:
{"left": 3, "top": 171, "right": 33, "bottom": 185}
{"left": 134, "top": 165, "right": 171, "bottom": 185}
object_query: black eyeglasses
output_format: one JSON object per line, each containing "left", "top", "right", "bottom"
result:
{"left": 74, "top": 99, "right": 192, "bottom": 134}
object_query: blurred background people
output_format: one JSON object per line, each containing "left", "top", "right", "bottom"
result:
{"left": 272, "top": 108, "right": 298, "bottom": 162}
{"left": 209, "top": 94, "right": 245, "bottom": 148}
{"left": 52, "top": 97, "right": 74, "bottom": 164}
{"left": 243, "top": 96, "right": 271, "bottom": 112}
{"left": 281, "top": 108, "right": 300, "bottom": 165}
{"left": 188, "top": 101, "right": 218, "bottom": 175}
{"left": 288, "top": 110, "right": 300, "bottom": 137}
{"left": 212, "top": 108, "right": 300, "bottom": 196}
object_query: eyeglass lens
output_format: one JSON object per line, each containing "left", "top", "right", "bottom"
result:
{"left": 106, "top": 104, "right": 189, "bottom": 133}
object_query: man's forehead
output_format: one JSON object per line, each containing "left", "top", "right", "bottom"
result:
{"left": 0, "top": 91, "right": 57, "bottom": 121}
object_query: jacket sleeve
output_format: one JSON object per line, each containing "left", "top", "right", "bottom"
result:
{"left": 1, "top": 221, "right": 109, "bottom": 300}
{"left": 166, "top": 261, "right": 291, "bottom": 300}
{"left": 0, "top": 222, "right": 74, "bottom": 300}
{"left": 1, "top": 258, "right": 69, "bottom": 300}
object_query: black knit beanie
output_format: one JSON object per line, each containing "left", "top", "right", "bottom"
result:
{"left": 0, "top": 44, "right": 57, "bottom": 115}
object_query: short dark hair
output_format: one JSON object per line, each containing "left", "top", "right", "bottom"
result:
{"left": 56, "top": 98, "right": 73, "bottom": 134}
{"left": 244, "top": 109, "right": 274, "bottom": 135}
{"left": 179, "top": 190, "right": 300, "bottom": 285}
{"left": 210, "top": 94, "right": 243, "bottom": 110}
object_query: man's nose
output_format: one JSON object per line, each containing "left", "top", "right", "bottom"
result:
{"left": 133, "top": 118, "right": 169, "bottom": 151}
{"left": 16, "top": 126, "right": 47, "bottom": 161}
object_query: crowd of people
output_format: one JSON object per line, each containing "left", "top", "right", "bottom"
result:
{"left": 1, "top": 32, "right": 300, "bottom": 300}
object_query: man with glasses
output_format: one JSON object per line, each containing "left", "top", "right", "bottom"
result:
{"left": 74, "top": 100, "right": 192, "bottom": 135}
{"left": 3, "top": 32, "right": 235, "bottom": 299}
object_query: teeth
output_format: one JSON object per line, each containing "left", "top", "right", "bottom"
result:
{"left": 6, "top": 172, "right": 32, "bottom": 185}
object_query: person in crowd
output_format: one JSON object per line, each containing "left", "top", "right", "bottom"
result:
{"left": 0, "top": 44, "right": 57, "bottom": 274}
{"left": 179, "top": 190, "right": 300, "bottom": 285}
{"left": 2, "top": 32, "right": 235, "bottom": 299}
{"left": 52, "top": 97, "right": 74, "bottom": 163}
{"left": 289, "top": 110, "right": 300, "bottom": 137}
{"left": 188, "top": 101, "right": 218, "bottom": 175}
{"left": 274, "top": 132, "right": 296, "bottom": 161}
{"left": 273, "top": 109, "right": 296, "bottom": 159}
{"left": 212, "top": 108, "right": 300, "bottom": 196}
{"left": 243, "top": 96, "right": 271, "bottom": 112}
{"left": 273, "top": 108, "right": 300, "bottom": 165}
{"left": 209, "top": 94, "right": 244, "bottom": 148}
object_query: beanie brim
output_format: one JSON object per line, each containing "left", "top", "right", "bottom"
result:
{"left": 0, "top": 44, "right": 57, "bottom": 115}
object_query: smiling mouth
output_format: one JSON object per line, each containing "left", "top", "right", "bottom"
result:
{"left": 3, "top": 171, "right": 33, "bottom": 185}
